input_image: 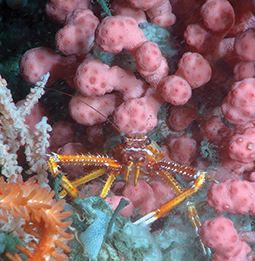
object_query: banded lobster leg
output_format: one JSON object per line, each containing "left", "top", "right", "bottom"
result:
{"left": 47, "top": 153, "right": 123, "bottom": 199}
{"left": 137, "top": 161, "right": 217, "bottom": 255}
{"left": 134, "top": 169, "right": 206, "bottom": 224}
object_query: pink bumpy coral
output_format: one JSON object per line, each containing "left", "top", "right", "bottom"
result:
{"left": 74, "top": 58, "right": 146, "bottom": 100}
{"left": 198, "top": 216, "right": 251, "bottom": 261}
{"left": 122, "top": 179, "right": 175, "bottom": 215}
{"left": 235, "top": 28, "right": 255, "bottom": 62}
{"left": 159, "top": 75, "right": 192, "bottom": 106}
{"left": 221, "top": 78, "right": 255, "bottom": 125}
{"left": 166, "top": 102, "right": 197, "bottom": 132}
{"left": 49, "top": 121, "right": 75, "bottom": 149}
{"left": 125, "top": 0, "right": 176, "bottom": 28}
{"left": 96, "top": 15, "right": 170, "bottom": 86}
{"left": 135, "top": 41, "right": 163, "bottom": 74}
{"left": 19, "top": 47, "right": 78, "bottom": 87}
{"left": 200, "top": 0, "right": 235, "bottom": 33}
{"left": 228, "top": 126, "right": 255, "bottom": 163}
{"left": 113, "top": 90, "right": 163, "bottom": 134}
{"left": 207, "top": 178, "right": 255, "bottom": 215}
{"left": 200, "top": 115, "right": 227, "bottom": 143}
{"left": 45, "top": 0, "right": 90, "bottom": 24}
{"left": 96, "top": 15, "right": 169, "bottom": 86}
{"left": 69, "top": 93, "right": 119, "bottom": 126}
{"left": 95, "top": 15, "right": 146, "bottom": 54}
{"left": 175, "top": 52, "right": 212, "bottom": 88}
{"left": 184, "top": 0, "right": 234, "bottom": 55}
{"left": 234, "top": 61, "right": 255, "bottom": 81}
{"left": 55, "top": 9, "right": 99, "bottom": 56}
{"left": 184, "top": 24, "right": 212, "bottom": 54}
{"left": 112, "top": 0, "right": 147, "bottom": 24}
{"left": 19, "top": 47, "right": 64, "bottom": 85}
{"left": 134, "top": 41, "right": 169, "bottom": 85}
{"left": 166, "top": 136, "right": 197, "bottom": 166}
{"left": 123, "top": 180, "right": 156, "bottom": 215}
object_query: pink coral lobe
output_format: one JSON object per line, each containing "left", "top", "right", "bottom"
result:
{"left": 198, "top": 216, "right": 251, "bottom": 261}
{"left": 207, "top": 178, "right": 255, "bottom": 215}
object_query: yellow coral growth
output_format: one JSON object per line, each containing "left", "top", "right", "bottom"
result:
{"left": 0, "top": 175, "right": 73, "bottom": 261}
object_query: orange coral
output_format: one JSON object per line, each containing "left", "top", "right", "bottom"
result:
{"left": 0, "top": 175, "right": 73, "bottom": 261}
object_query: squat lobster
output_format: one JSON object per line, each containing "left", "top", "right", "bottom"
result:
{"left": 47, "top": 134, "right": 215, "bottom": 255}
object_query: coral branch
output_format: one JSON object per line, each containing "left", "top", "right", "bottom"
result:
{"left": 0, "top": 175, "right": 73, "bottom": 261}
{"left": 0, "top": 74, "right": 52, "bottom": 183}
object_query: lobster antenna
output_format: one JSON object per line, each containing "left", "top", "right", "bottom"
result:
{"left": 42, "top": 86, "right": 121, "bottom": 133}
{"left": 147, "top": 125, "right": 166, "bottom": 139}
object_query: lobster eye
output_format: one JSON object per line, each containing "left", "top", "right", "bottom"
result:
{"left": 145, "top": 138, "right": 151, "bottom": 145}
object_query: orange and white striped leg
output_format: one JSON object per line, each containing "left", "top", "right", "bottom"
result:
{"left": 48, "top": 153, "right": 123, "bottom": 198}
{"left": 48, "top": 156, "right": 79, "bottom": 199}
{"left": 59, "top": 168, "right": 108, "bottom": 198}
{"left": 50, "top": 153, "right": 123, "bottom": 170}
{"left": 134, "top": 171, "right": 205, "bottom": 226}
{"left": 187, "top": 205, "right": 211, "bottom": 256}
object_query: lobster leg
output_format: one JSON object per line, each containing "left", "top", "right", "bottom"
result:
{"left": 158, "top": 168, "right": 210, "bottom": 254}
{"left": 48, "top": 155, "right": 79, "bottom": 199}
{"left": 134, "top": 171, "right": 205, "bottom": 225}
{"left": 158, "top": 169, "right": 183, "bottom": 194}
{"left": 100, "top": 170, "right": 119, "bottom": 198}
{"left": 125, "top": 161, "right": 133, "bottom": 185}
{"left": 125, "top": 161, "right": 142, "bottom": 186}
{"left": 59, "top": 168, "right": 108, "bottom": 198}
{"left": 48, "top": 153, "right": 123, "bottom": 199}
{"left": 134, "top": 171, "right": 211, "bottom": 255}
{"left": 50, "top": 153, "right": 123, "bottom": 169}
{"left": 187, "top": 205, "right": 211, "bottom": 256}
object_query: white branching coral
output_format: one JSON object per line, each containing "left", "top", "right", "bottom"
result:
{"left": 0, "top": 73, "right": 52, "bottom": 183}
